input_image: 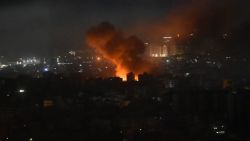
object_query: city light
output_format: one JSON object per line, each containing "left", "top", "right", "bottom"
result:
{"left": 216, "top": 131, "right": 226, "bottom": 135}
{"left": 96, "top": 56, "right": 101, "bottom": 61}
{"left": 44, "top": 68, "right": 49, "bottom": 72}
{"left": 185, "top": 72, "right": 190, "bottom": 77}
{"left": 19, "top": 89, "right": 25, "bottom": 93}
{"left": 0, "top": 0, "right": 249, "bottom": 140}
{"left": 163, "top": 36, "right": 172, "bottom": 39}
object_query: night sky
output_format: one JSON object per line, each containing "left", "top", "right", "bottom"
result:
{"left": 0, "top": 0, "right": 249, "bottom": 57}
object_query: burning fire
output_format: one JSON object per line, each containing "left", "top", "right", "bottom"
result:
{"left": 115, "top": 65, "right": 139, "bottom": 81}
{"left": 85, "top": 22, "right": 152, "bottom": 81}
{"left": 116, "top": 65, "right": 128, "bottom": 81}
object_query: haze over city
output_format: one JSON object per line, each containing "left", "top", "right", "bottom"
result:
{"left": 1, "top": 0, "right": 250, "bottom": 141}
{"left": 0, "top": 0, "right": 249, "bottom": 57}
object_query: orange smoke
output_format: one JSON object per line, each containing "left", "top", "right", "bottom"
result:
{"left": 151, "top": 0, "right": 210, "bottom": 36}
{"left": 132, "top": 0, "right": 235, "bottom": 40}
{"left": 85, "top": 22, "right": 152, "bottom": 81}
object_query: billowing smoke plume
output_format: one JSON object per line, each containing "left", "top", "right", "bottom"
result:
{"left": 85, "top": 22, "right": 152, "bottom": 80}
{"left": 138, "top": 0, "right": 247, "bottom": 37}
{"left": 134, "top": 0, "right": 250, "bottom": 54}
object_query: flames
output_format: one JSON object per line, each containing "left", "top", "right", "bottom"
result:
{"left": 85, "top": 22, "right": 152, "bottom": 81}
{"left": 84, "top": 0, "right": 239, "bottom": 80}
{"left": 116, "top": 65, "right": 128, "bottom": 81}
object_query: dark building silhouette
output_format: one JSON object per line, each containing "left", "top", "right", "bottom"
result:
{"left": 127, "top": 72, "right": 135, "bottom": 82}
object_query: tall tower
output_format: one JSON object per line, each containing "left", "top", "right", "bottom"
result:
{"left": 144, "top": 43, "right": 151, "bottom": 57}
{"left": 163, "top": 36, "right": 176, "bottom": 56}
{"left": 162, "top": 44, "right": 168, "bottom": 57}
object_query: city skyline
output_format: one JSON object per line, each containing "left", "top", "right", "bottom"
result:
{"left": 1, "top": 1, "right": 250, "bottom": 140}
{"left": 0, "top": 0, "right": 249, "bottom": 57}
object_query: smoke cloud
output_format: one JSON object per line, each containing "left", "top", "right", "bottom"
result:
{"left": 138, "top": 0, "right": 247, "bottom": 36}
{"left": 85, "top": 22, "right": 152, "bottom": 80}
{"left": 131, "top": 0, "right": 250, "bottom": 54}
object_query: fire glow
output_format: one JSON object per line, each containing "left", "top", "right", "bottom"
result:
{"left": 85, "top": 22, "right": 152, "bottom": 81}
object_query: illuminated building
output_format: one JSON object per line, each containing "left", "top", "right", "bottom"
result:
{"left": 162, "top": 36, "right": 173, "bottom": 56}
{"left": 43, "top": 99, "right": 54, "bottom": 108}
{"left": 20, "top": 57, "right": 41, "bottom": 66}
{"left": 147, "top": 36, "right": 176, "bottom": 58}
{"left": 144, "top": 42, "right": 152, "bottom": 57}
{"left": 68, "top": 51, "right": 76, "bottom": 56}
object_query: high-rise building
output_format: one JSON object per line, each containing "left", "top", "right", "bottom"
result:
{"left": 145, "top": 36, "right": 180, "bottom": 57}
{"left": 162, "top": 36, "right": 172, "bottom": 56}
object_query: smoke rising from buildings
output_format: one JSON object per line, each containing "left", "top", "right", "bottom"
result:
{"left": 137, "top": 0, "right": 248, "bottom": 37}
{"left": 85, "top": 0, "right": 250, "bottom": 80}
{"left": 85, "top": 22, "right": 152, "bottom": 80}
{"left": 132, "top": 0, "right": 250, "bottom": 55}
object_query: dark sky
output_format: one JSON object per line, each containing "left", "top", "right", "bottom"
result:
{"left": 0, "top": 0, "right": 174, "bottom": 57}
{"left": 0, "top": 0, "right": 249, "bottom": 57}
